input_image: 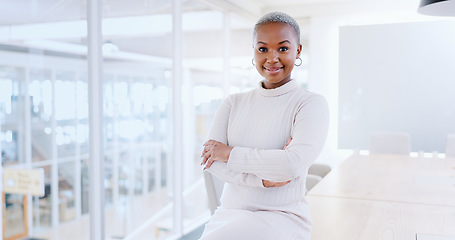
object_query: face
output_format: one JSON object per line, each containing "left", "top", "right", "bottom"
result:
{"left": 253, "top": 22, "right": 302, "bottom": 89}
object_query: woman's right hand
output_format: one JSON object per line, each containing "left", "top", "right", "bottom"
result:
{"left": 262, "top": 179, "right": 291, "bottom": 187}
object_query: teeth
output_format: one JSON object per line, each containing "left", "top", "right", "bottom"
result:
{"left": 266, "top": 67, "right": 281, "bottom": 72}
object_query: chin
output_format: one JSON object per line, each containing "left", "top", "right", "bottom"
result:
{"left": 264, "top": 77, "right": 287, "bottom": 84}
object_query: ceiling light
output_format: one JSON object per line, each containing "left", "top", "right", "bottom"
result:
{"left": 102, "top": 41, "right": 119, "bottom": 54}
{"left": 418, "top": 0, "right": 455, "bottom": 16}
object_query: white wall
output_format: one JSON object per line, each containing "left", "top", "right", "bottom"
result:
{"left": 338, "top": 20, "right": 455, "bottom": 153}
{"left": 307, "top": 9, "right": 455, "bottom": 165}
{"left": 308, "top": 15, "right": 352, "bottom": 167}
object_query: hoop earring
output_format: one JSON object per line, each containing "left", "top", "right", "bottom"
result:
{"left": 251, "top": 58, "right": 256, "bottom": 66}
{"left": 294, "top": 57, "right": 302, "bottom": 67}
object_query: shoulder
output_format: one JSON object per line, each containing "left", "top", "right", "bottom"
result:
{"left": 293, "top": 89, "right": 329, "bottom": 116}
{"left": 293, "top": 88, "right": 328, "bottom": 106}
{"left": 224, "top": 88, "right": 257, "bottom": 104}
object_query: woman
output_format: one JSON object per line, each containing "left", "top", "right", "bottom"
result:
{"left": 200, "top": 12, "right": 329, "bottom": 239}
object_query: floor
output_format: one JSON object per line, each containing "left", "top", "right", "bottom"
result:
{"left": 27, "top": 179, "right": 210, "bottom": 240}
{"left": 179, "top": 225, "right": 205, "bottom": 240}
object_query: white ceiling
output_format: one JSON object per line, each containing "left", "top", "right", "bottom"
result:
{"left": 1, "top": 0, "right": 419, "bottom": 25}
{"left": 0, "top": 0, "right": 424, "bottom": 61}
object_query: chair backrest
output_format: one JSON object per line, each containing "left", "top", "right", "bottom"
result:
{"left": 305, "top": 174, "right": 322, "bottom": 194}
{"left": 369, "top": 132, "right": 411, "bottom": 155}
{"left": 446, "top": 133, "right": 455, "bottom": 158}
{"left": 308, "top": 163, "right": 331, "bottom": 178}
{"left": 203, "top": 171, "right": 224, "bottom": 215}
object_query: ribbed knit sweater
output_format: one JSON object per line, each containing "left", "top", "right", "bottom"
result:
{"left": 201, "top": 79, "right": 329, "bottom": 240}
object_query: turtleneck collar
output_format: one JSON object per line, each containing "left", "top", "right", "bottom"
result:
{"left": 256, "top": 79, "right": 299, "bottom": 97}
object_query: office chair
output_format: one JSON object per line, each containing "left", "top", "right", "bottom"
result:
{"left": 308, "top": 163, "right": 331, "bottom": 178}
{"left": 203, "top": 171, "right": 224, "bottom": 215}
{"left": 305, "top": 174, "right": 323, "bottom": 194}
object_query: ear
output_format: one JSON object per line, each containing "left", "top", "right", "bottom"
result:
{"left": 296, "top": 44, "right": 302, "bottom": 58}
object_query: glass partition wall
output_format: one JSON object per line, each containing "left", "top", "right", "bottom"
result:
{"left": 100, "top": 0, "right": 174, "bottom": 238}
{"left": 0, "top": 0, "right": 90, "bottom": 237}
{"left": 181, "top": 2, "right": 225, "bottom": 233}
{"left": 0, "top": 1, "right": 309, "bottom": 239}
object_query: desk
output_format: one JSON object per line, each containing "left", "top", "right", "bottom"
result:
{"left": 308, "top": 154, "right": 455, "bottom": 206}
{"left": 307, "top": 154, "right": 455, "bottom": 240}
{"left": 307, "top": 195, "right": 455, "bottom": 240}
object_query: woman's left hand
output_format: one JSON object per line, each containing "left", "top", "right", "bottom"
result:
{"left": 201, "top": 139, "right": 233, "bottom": 169}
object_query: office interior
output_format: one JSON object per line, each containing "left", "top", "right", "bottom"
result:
{"left": 1, "top": 0, "right": 454, "bottom": 239}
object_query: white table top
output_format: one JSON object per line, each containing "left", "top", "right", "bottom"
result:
{"left": 308, "top": 154, "right": 455, "bottom": 206}
{"left": 307, "top": 154, "right": 455, "bottom": 240}
{"left": 308, "top": 195, "right": 455, "bottom": 240}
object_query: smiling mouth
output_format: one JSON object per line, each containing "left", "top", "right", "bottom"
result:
{"left": 263, "top": 66, "right": 283, "bottom": 73}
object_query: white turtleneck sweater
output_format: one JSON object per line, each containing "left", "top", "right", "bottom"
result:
{"left": 201, "top": 80, "right": 329, "bottom": 240}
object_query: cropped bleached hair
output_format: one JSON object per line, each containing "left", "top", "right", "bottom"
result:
{"left": 253, "top": 12, "right": 300, "bottom": 44}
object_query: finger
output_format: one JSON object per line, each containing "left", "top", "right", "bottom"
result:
{"left": 205, "top": 157, "right": 215, "bottom": 169}
{"left": 201, "top": 144, "right": 211, "bottom": 157}
{"left": 202, "top": 147, "right": 215, "bottom": 165}
{"left": 201, "top": 154, "right": 209, "bottom": 165}
{"left": 205, "top": 149, "right": 216, "bottom": 168}
{"left": 279, "top": 180, "right": 291, "bottom": 186}
{"left": 203, "top": 157, "right": 213, "bottom": 170}
{"left": 287, "top": 137, "right": 292, "bottom": 145}
{"left": 203, "top": 139, "right": 217, "bottom": 146}
{"left": 201, "top": 151, "right": 211, "bottom": 165}
{"left": 284, "top": 137, "right": 293, "bottom": 150}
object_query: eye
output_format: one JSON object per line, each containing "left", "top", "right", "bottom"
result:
{"left": 258, "top": 47, "right": 267, "bottom": 52}
{"left": 279, "top": 46, "right": 289, "bottom": 52}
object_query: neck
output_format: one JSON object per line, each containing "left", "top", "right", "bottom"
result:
{"left": 262, "top": 78, "right": 291, "bottom": 89}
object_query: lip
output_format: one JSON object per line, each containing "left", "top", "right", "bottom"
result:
{"left": 263, "top": 66, "right": 283, "bottom": 74}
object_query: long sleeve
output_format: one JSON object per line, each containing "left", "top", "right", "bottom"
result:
{"left": 204, "top": 96, "right": 264, "bottom": 188}
{"left": 226, "top": 94, "right": 329, "bottom": 182}
{"left": 201, "top": 81, "right": 319, "bottom": 239}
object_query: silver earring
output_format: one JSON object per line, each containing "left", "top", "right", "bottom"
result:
{"left": 294, "top": 57, "right": 302, "bottom": 66}
{"left": 252, "top": 58, "right": 256, "bottom": 66}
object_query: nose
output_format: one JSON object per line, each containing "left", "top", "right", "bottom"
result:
{"left": 266, "top": 50, "right": 279, "bottom": 63}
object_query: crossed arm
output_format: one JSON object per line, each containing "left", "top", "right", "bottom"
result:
{"left": 201, "top": 138, "right": 292, "bottom": 188}
{"left": 201, "top": 94, "right": 329, "bottom": 188}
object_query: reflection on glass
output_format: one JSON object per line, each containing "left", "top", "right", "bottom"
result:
{"left": 3, "top": 193, "right": 28, "bottom": 239}
{"left": 105, "top": 155, "right": 113, "bottom": 205}
{"left": 58, "top": 162, "right": 76, "bottom": 223}
{"left": 0, "top": 66, "right": 25, "bottom": 165}
{"left": 0, "top": 0, "right": 266, "bottom": 237}
{"left": 29, "top": 69, "right": 52, "bottom": 121}
{"left": 1, "top": 130, "right": 19, "bottom": 164}
{"left": 55, "top": 72, "right": 77, "bottom": 158}
{"left": 117, "top": 151, "right": 128, "bottom": 198}
{"left": 55, "top": 78, "right": 76, "bottom": 121}
{"left": 180, "top": 1, "right": 226, "bottom": 231}
{"left": 29, "top": 69, "right": 53, "bottom": 162}
{"left": 33, "top": 166, "right": 52, "bottom": 229}
{"left": 81, "top": 159, "right": 89, "bottom": 215}
{"left": 194, "top": 85, "right": 223, "bottom": 145}
{"left": 1, "top": 0, "right": 89, "bottom": 237}
{"left": 114, "top": 80, "right": 130, "bottom": 117}
{"left": 134, "top": 150, "right": 143, "bottom": 195}
{"left": 76, "top": 74, "right": 89, "bottom": 155}
{"left": 76, "top": 74, "right": 89, "bottom": 120}
{"left": 102, "top": 57, "right": 172, "bottom": 237}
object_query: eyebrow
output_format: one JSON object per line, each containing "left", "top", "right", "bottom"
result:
{"left": 257, "top": 40, "right": 292, "bottom": 45}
